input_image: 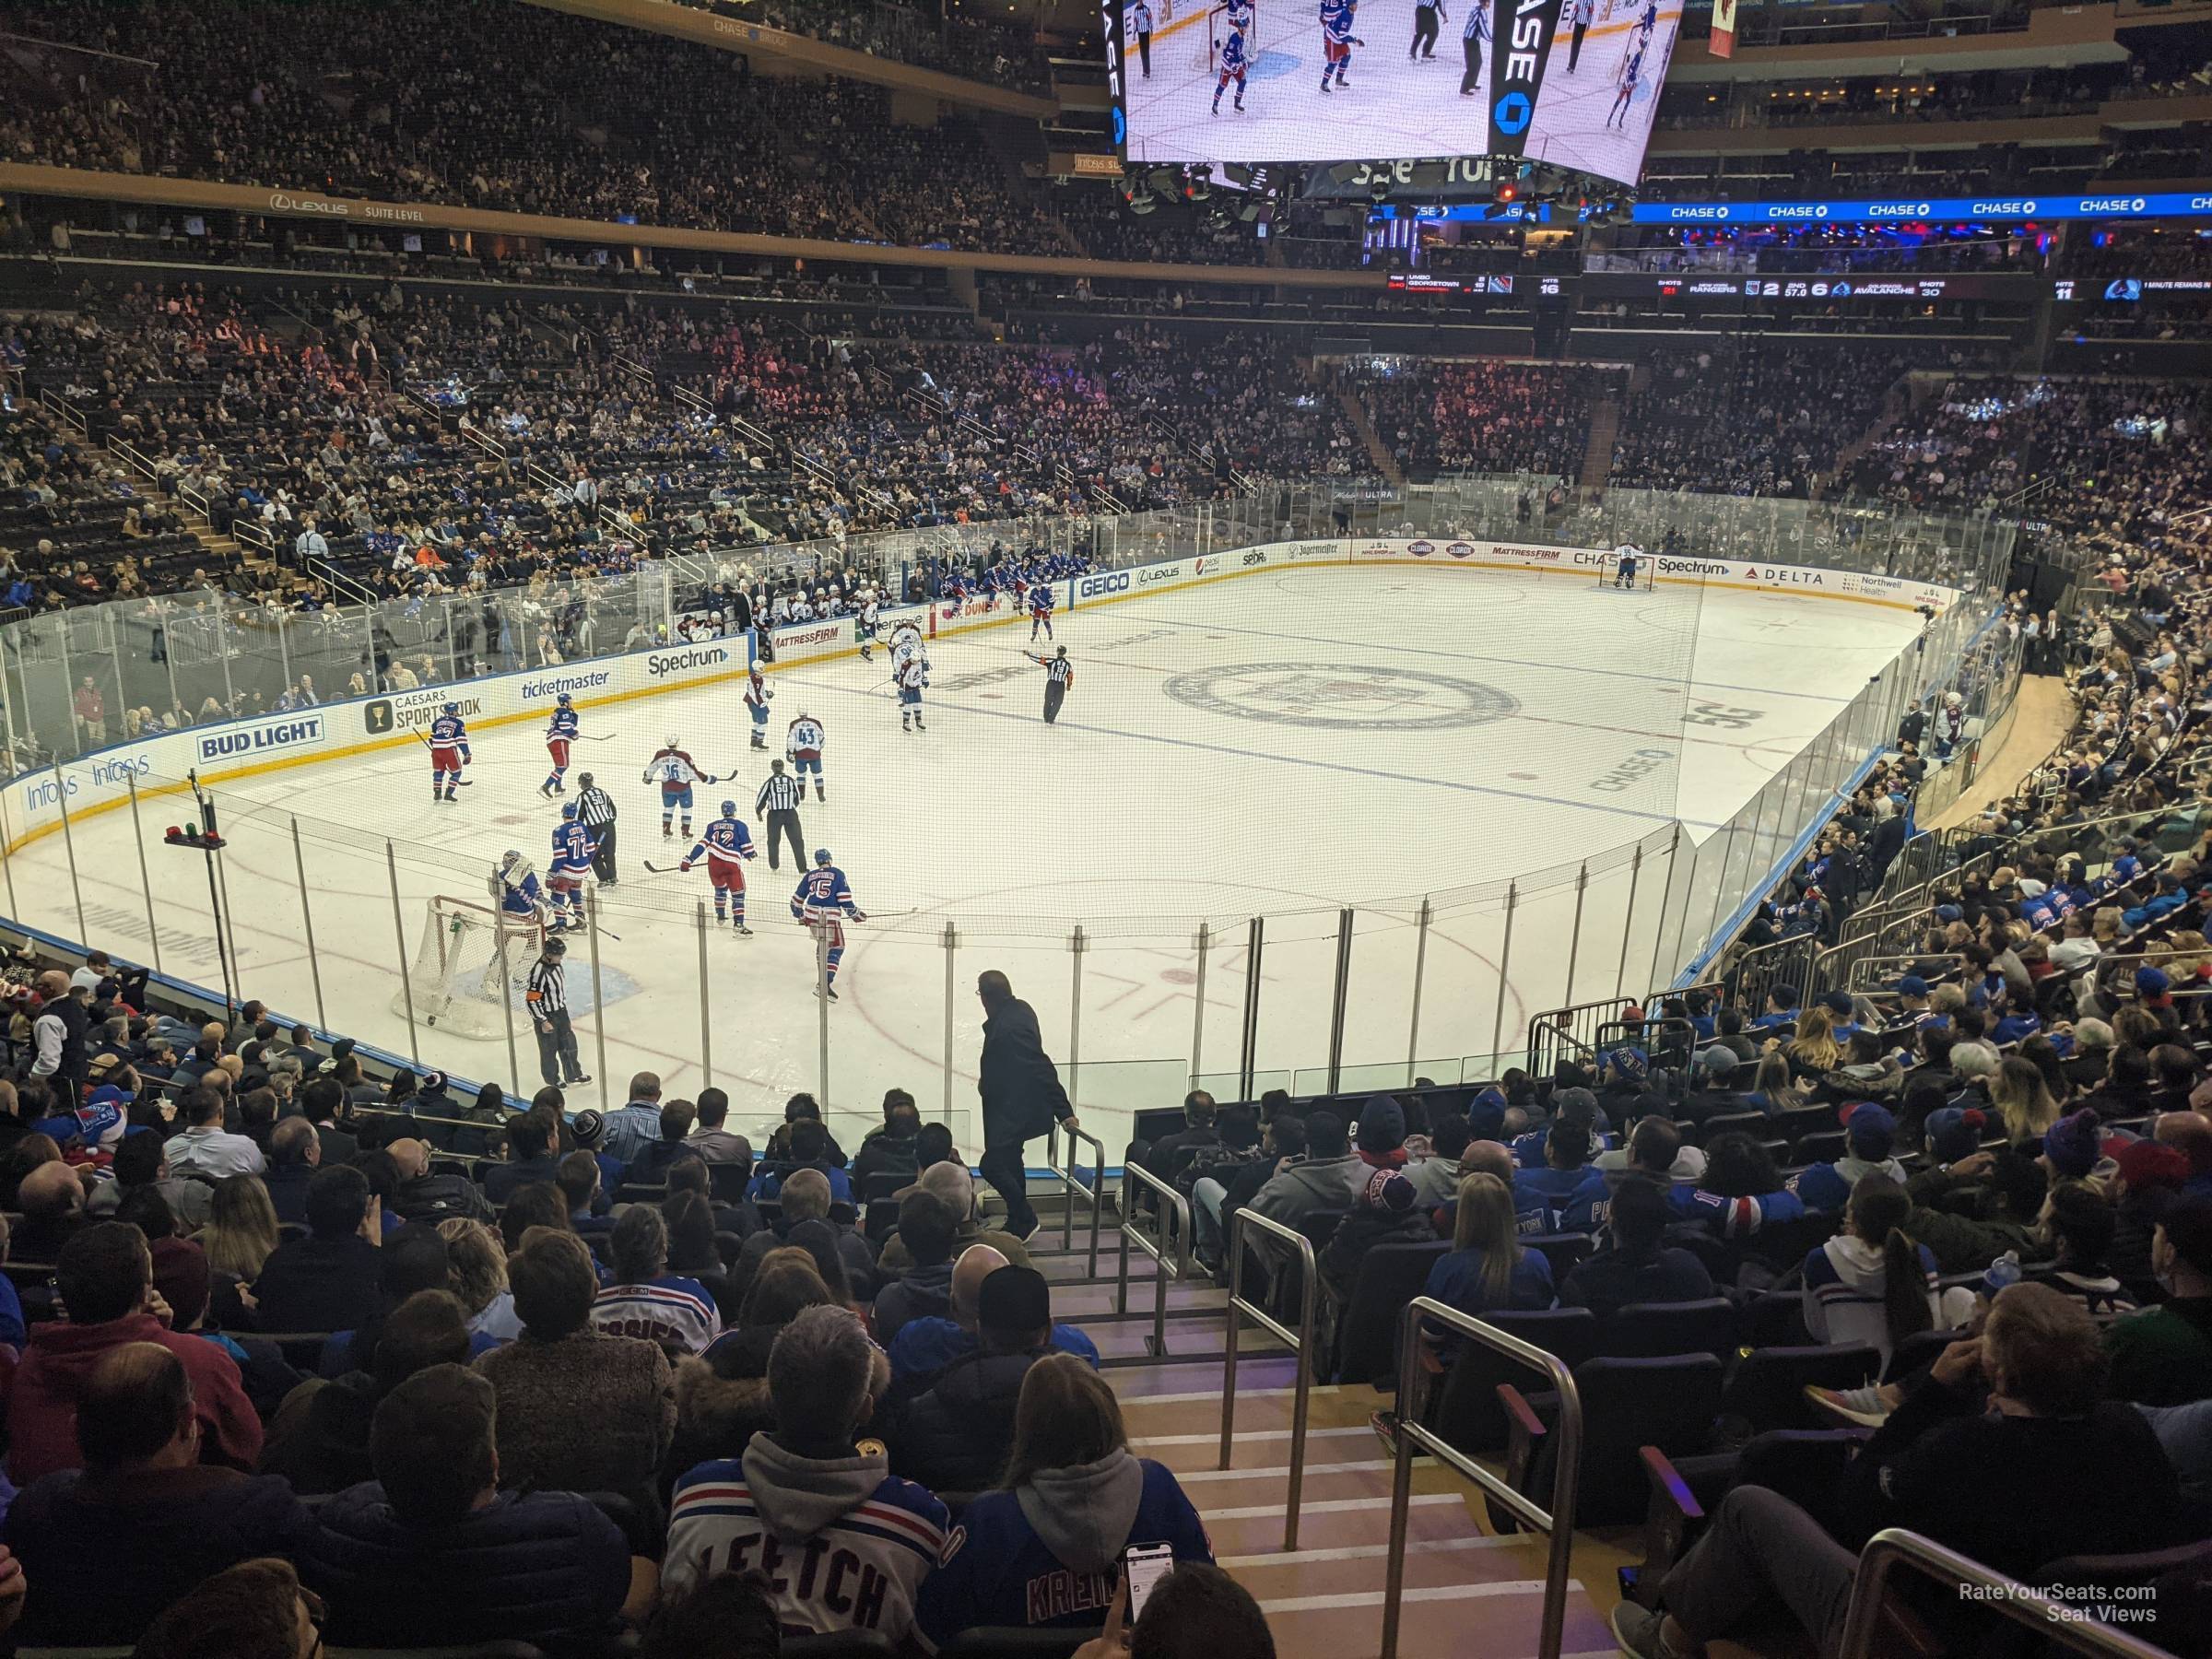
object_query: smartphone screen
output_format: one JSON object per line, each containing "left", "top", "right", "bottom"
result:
{"left": 1124, "top": 1542, "right": 1175, "bottom": 1623}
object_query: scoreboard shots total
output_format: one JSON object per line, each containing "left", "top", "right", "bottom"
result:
{"left": 1109, "top": 0, "right": 1679, "bottom": 187}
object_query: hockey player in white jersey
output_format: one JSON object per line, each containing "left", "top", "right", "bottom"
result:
{"left": 857, "top": 594, "right": 882, "bottom": 662}
{"left": 744, "top": 665, "right": 773, "bottom": 750}
{"left": 889, "top": 620, "right": 926, "bottom": 675}
{"left": 896, "top": 653, "right": 927, "bottom": 734}
{"left": 787, "top": 713, "right": 828, "bottom": 803}
{"left": 680, "top": 800, "right": 759, "bottom": 934}
{"left": 642, "top": 736, "right": 716, "bottom": 840}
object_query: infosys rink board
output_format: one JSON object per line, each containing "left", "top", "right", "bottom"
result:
{"left": 1108, "top": 0, "right": 1678, "bottom": 187}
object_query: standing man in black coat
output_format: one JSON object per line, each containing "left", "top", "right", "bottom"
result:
{"left": 975, "top": 971, "right": 1077, "bottom": 1241}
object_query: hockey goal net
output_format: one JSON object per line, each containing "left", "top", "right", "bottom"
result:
{"left": 1596, "top": 548, "right": 1657, "bottom": 591}
{"left": 394, "top": 895, "right": 541, "bottom": 1040}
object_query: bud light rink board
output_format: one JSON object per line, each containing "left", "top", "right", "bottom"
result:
{"left": 1107, "top": 0, "right": 1678, "bottom": 188}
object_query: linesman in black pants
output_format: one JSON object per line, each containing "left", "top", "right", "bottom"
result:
{"left": 1410, "top": 0, "right": 1443, "bottom": 59}
{"left": 526, "top": 935, "right": 589, "bottom": 1088}
{"left": 756, "top": 759, "right": 807, "bottom": 869}
{"left": 1026, "top": 646, "right": 1075, "bottom": 724}
{"left": 576, "top": 771, "right": 619, "bottom": 885}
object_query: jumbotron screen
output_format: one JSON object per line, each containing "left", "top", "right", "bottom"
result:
{"left": 1106, "top": 0, "right": 1678, "bottom": 188}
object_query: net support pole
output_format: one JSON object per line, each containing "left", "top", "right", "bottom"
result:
{"left": 585, "top": 890, "right": 611, "bottom": 1113}
{"left": 1605, "top": 852, "right": 1641, "bottom": 1006}
{"left": 124, "top": 771, "right": 159, "bottom": 974}
{"left": 1237, "top": 916, "right": 1264, "bottom": 1100}
{"left": 1406, "top": 896, "right": 1431, "bottom": 1079}
{"left": 696, "top": 900, "right": 713, "bottom": 1090}
{"left": 815, "top": 922, "right": 831, "bottom": 1111}
{"left": 1325, "top": 907, "right": 1352, "bottom": 1093}
{"left": 211, "top": 829, "right": 245, "bottom": 1006}
{"left": 1190, "top": 921, "right": 1210, "bottom": 1088}
{"left": 1068, "top": 923, "right": 1088, "bottom": 1117}
{"left": 1491, "top": 882, "right": 1518, "bottom": 1066}
{"left": 1563, "top": 862, "right": 1589, "bottom": 1005}
{"left": 385, "top": 840, "right": 420, "bottom": 1064}
{"left": 940, "top": 923, "right": 959, "bottom": 1126}
{"left": 498, "top": 920, "right": 523, "bottom": 1102}
{"left": 52, "top": 763, "right": 87, "bottom": 945}
{"left": 1654, "top": 827, "right": 1681, "bottom": 995}
{"left": 288, "top": 816, "right": 326, "bottom": 1030}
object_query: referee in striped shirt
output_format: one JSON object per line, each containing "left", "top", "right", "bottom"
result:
{"left": 575, "top": 771, "right": 619, "bottom": 885}
{"left": 1026, "top": 645, "right": 1075, "bottom": 724}
{"left": 756, "top": 759, "right": 806, "bottom": 872}
{"left": 526, "top": 935, "right": 590, "bottom": 1088}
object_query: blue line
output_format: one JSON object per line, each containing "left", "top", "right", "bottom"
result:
{"left": 1107, "top": 598, "right": 1867, "bottom": 704}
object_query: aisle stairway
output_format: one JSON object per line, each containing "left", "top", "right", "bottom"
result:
{"left": 1013, "top": 1192, "right": 1629, "bottom": 1659}
{"left": 1329, "top": 377, "right": 1406, "bottom": 488}
{"left": 1580, "top": 395, "right": 1622, "bottom": 492}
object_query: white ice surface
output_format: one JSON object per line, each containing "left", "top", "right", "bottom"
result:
{"left": 7, "top": 565, "right": 1922, "bottom": 1155}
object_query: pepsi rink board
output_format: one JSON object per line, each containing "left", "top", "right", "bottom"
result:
{"left": 1631, "top": 191, "right": 2212, "bottom": 227}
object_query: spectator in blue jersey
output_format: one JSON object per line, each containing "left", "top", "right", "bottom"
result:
{"left": 888, "top": 1243, "right": 1098, "bottom": 1382}
{"left": 1420, "top": 1173, "right": 1555, "bottom": 1359}
{"left": 1512, "top": 1118, "right": 1597, "bottom": 1228}
{"left": 1512, "top": 1087, "right": 1611, "bottom": 1169}
{"left": 1666, "top": 1133, "right": 1807, "bottom": 1240}
{"left": 1749, "top": 984, "right": 1800, "bottom": 1033}
{"left": 1786, "top": 1103, "right": 1910, "bottom": 1215}
{"left": 915, "top": 1354, "right": 1212, "bottom": 1648}
{"left": 591, "top": 1205, "right": 720, "bottom": 1357}
{"left": 1560, "top": 1118, "right": 1694, "bottom": 1233}
{"left": 1560, "top": 1180, "right": 1714, "bottom": 1321}
{"left": 665, "top": 1305, "right": 947, "bottom": 1648}
{"left": 747, "top": 1119, "right": 853, "bottom": 1205}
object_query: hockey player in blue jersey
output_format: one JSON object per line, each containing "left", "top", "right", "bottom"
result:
{"left": 1213, "top": 24, "right": 1250, "bottom": 112}
{"left": 428, "top": 705, "right": 470, "bottom": 804}
{"left": 495, "top": 850, "right": 547, "bottom": 923}
{"left": 539, "top": 693, "right": 580, "bottom": 798}
{"left": 1607, "top": 32, "right": 1645, "bottom": 127}
{"left": 1029, "top": 582, "right": 1056, "bottom": 640}
{"left": 791, "top": 849, "right": 869, "bottom": 1000}
{"left": 1319, "top": 0, "right": 1361, "bottom": 90}
{"left": 681, "top": 802, "right": 759, "bottom": 935}
{"left": 547, "top": 803, "right": 599, "bottom": 931}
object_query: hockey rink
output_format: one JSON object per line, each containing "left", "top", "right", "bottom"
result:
{"left": 1121, "top": 0, "right": 1680, "bottom": 181}
{"left": 4, "top": 564, "right": 1926, "bottom": 1155}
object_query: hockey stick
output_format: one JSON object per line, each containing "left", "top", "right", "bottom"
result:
{"left": 641, "top": 860, "right": 689, "bottom": 876}
{"left": 412, "top": 731, "right": 475, "bottom": 784}
{"left": 576, "top": 733, "right": 619, "bottom": 743}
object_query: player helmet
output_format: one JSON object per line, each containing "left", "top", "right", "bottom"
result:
{"left": 556, "top": 692, "right": 571, "bottom": 707}
{"left": 500, "top": 849, "right": 520, "bottom": 867}
{"left": 721, "top": 800, "right": 737, "bottom": 818}
{"left": 666, "top": 733, "right": 681, "bottom": 747}
{"left": 561, "top": 802, "right": 578, "bottom": 820}
{"left": 814, "top": 848, "right": 833, "bottom": 865}
{"left": 442, "top": 701, "right": 459, "bottom": 714}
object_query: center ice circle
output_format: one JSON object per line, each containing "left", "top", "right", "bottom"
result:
{"left": 1163, "top": 661, "right": 1521, "bottom": 730}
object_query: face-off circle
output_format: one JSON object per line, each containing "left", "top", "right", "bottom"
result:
{"left": 1164, "top": 662, "right": 1521, "bottom": 731}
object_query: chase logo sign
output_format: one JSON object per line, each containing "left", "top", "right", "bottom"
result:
{"left": 200, "top": 716, "right": 324, "bottom": 762}
{"left": 1493, "top": 91, "right": 1532, "bottom": 135}
{"left": 1487, "top": 0, "right": 1564, "bottom": 157}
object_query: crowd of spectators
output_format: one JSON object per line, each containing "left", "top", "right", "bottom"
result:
{"left": 1851, "top": 375, "right": 2212, "bottom": 535}
{"left": 663, "top": 0, "right": 1055, "bottom": 93}
{"left": 1609, "top": 342, "right": 1921, "bottom": 499}
{"left": 0, "top": 940, "right": 1278, "bottom": 1656}
{"left": 1347, "top": 359, "right": 1610, "bottom": 483}
{"left": 0, "top": 1, "right": 1071, "bottom": 255}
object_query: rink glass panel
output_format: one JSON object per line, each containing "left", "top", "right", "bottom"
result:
{"left": 0, "top": 477, "right": 2020, "bottom": 1155}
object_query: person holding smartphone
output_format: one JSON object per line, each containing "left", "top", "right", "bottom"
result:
{"left": 914, "top": 1354, "right": 1211, "bottom": 1649}
{"left": 1066, "top": 1562, "right": 1278, "bottom": 1659}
